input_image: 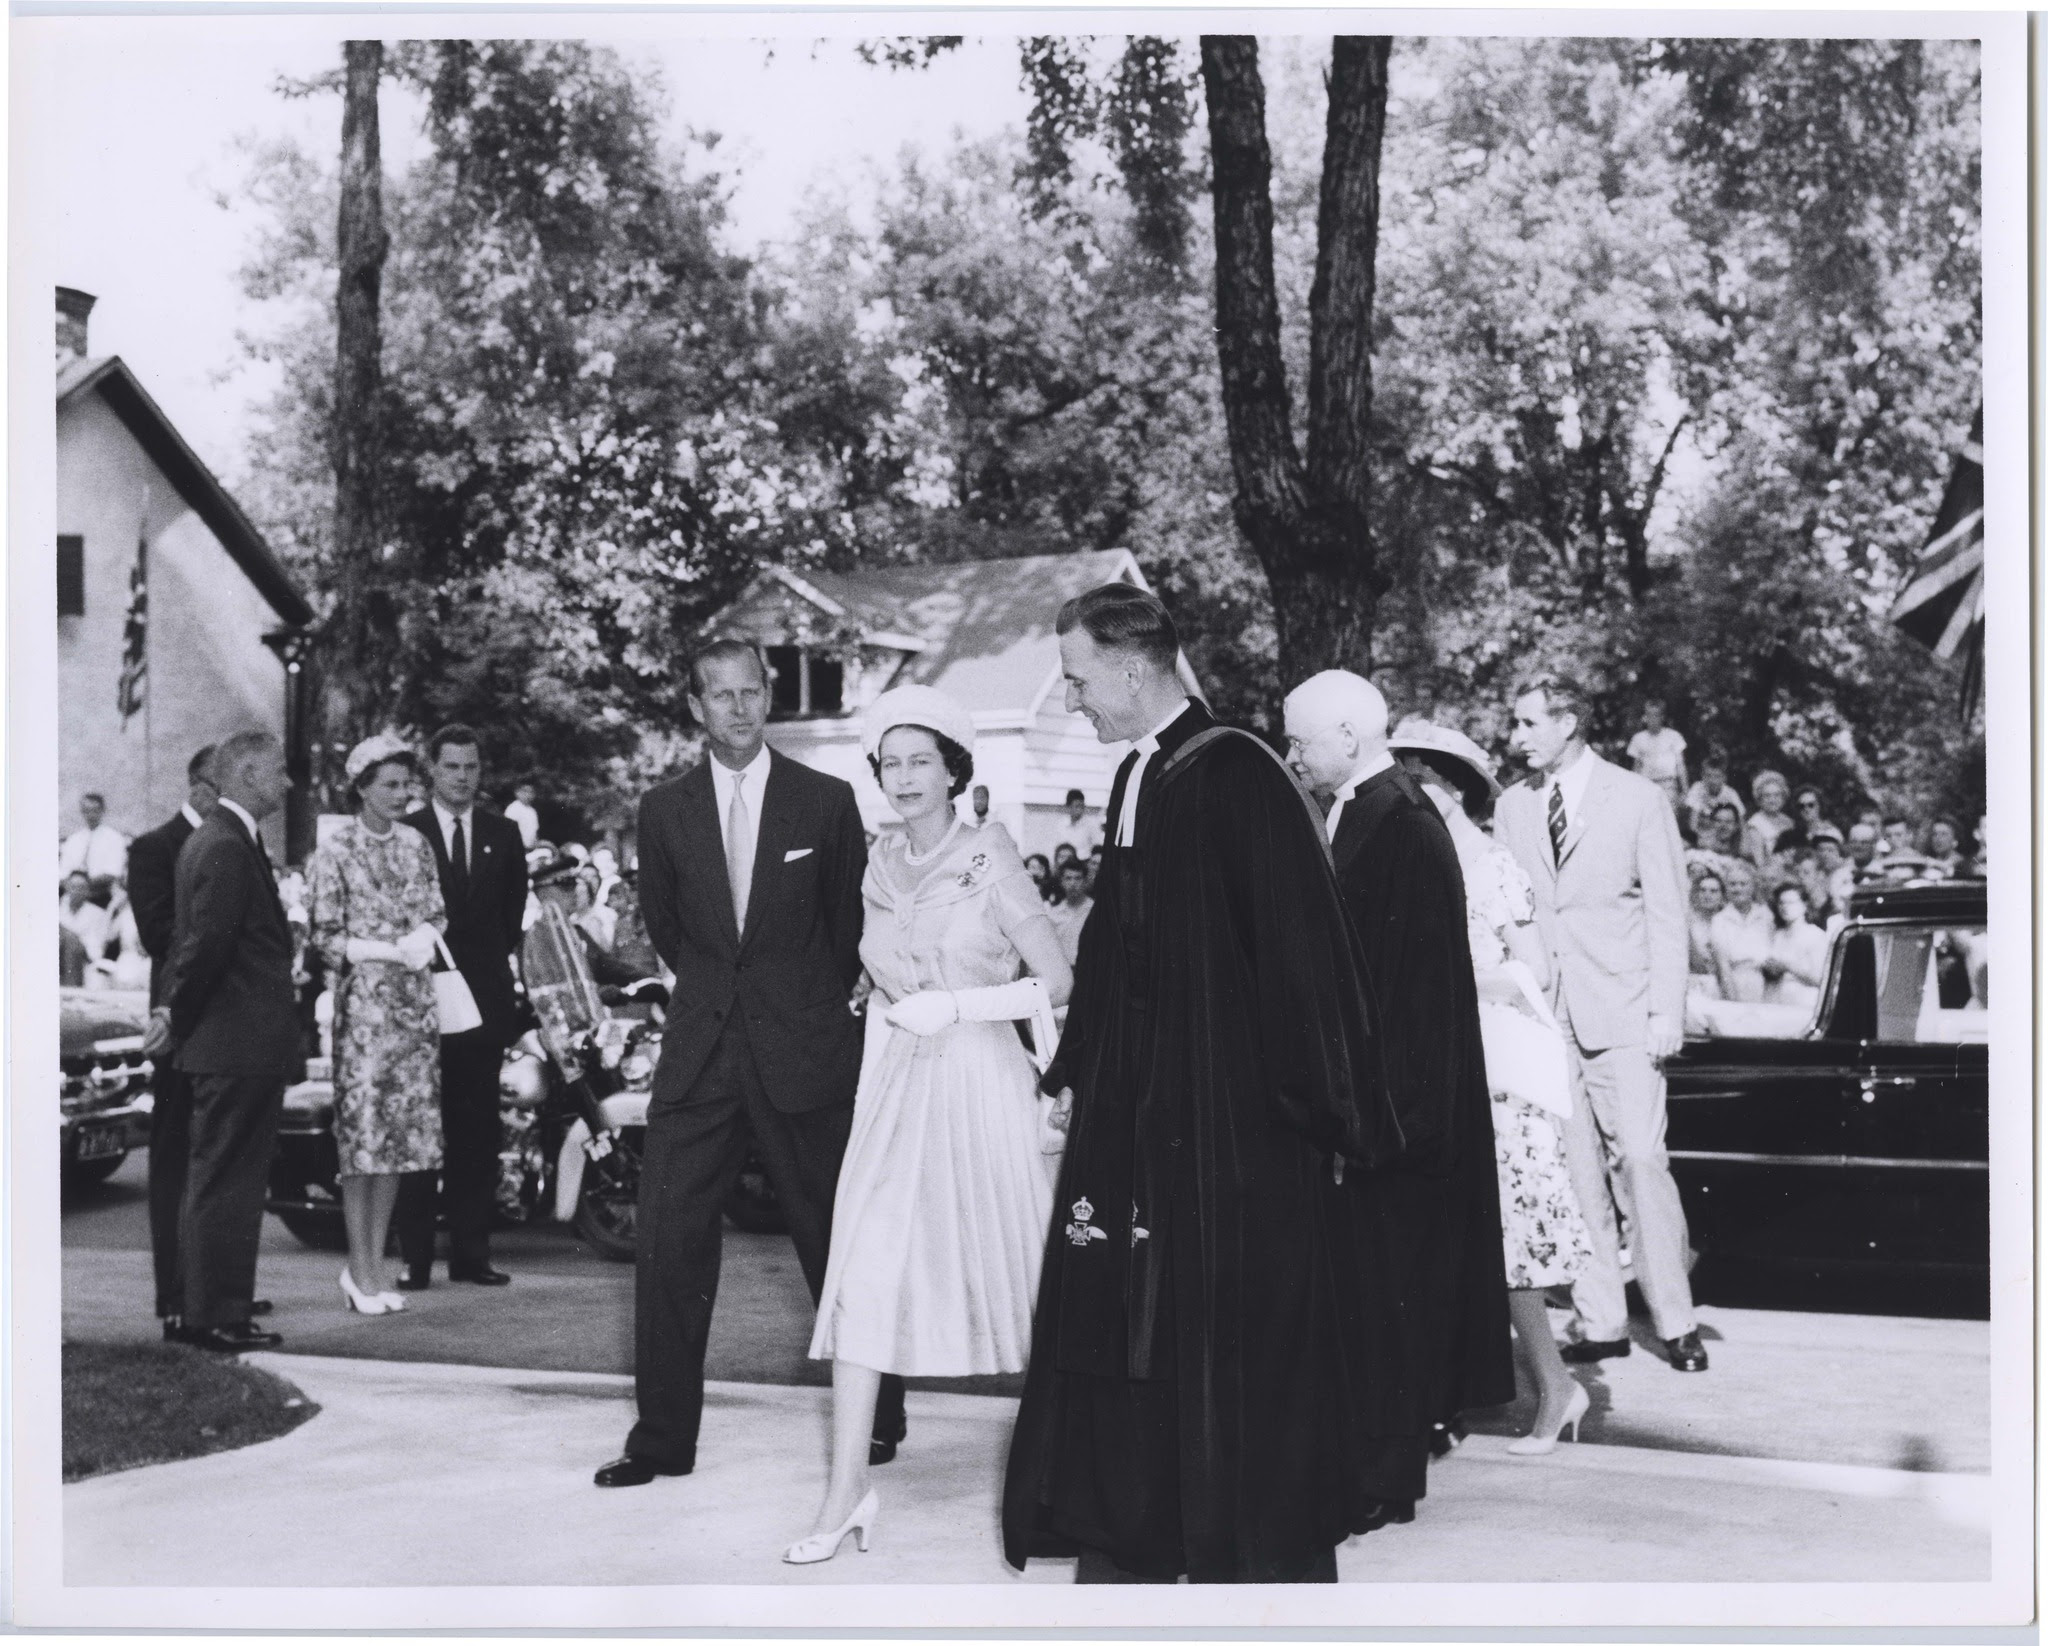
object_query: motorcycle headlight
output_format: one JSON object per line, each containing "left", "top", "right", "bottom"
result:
{"left": 499, "top": 1054, "right": 548, "bottom": 1111}
{"left": 620, "top": 1050, "right": 655, "bottom": 1091}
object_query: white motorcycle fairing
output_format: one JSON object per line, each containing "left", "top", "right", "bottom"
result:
{"left": 553, "top": 1090, "right": 653, "bottom": 1223}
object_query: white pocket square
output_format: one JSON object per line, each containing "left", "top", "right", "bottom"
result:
{"left": 784, "top": 848, "right": 813, "bottom": 862}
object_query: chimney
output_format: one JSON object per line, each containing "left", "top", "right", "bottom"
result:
{"left": 56, "top": 287, "right": 96, "bottom": 363}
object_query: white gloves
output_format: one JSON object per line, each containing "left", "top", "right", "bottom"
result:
{"left": 397, "top": 923, "right": 440, "bottom": 970}
{"left": 346, "top": 937, "right": 405, "bottom": 966}
{"left": 882, "top": 979, "right": 1050, "bottom": 1036}
{"left": 348, "top": 925, "right": 439, "bottom": 970}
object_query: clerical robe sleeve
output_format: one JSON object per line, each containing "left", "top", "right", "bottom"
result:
{"left": 1205, "top": 740, "right": 1393, "bottom": 1166}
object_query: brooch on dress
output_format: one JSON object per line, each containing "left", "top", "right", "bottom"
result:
{"left": 955, "top": 851, "right": 991, "bottom": 889}
{"left": 1066, "top": 1196, "right": 1108, "bottom": 1247}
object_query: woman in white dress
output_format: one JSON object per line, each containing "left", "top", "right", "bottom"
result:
{"left": 1390, "top": 721, "right": 1594, "bottom": 1457}
{"left": 787, "top": 685, "right": 1074, "bottom": 1565}
{"left": 1760, "top": 883, "right": 1831, "bottom": 1012}
{"left": 1709, "top": 859, "right": 1773, "bottom": 1002}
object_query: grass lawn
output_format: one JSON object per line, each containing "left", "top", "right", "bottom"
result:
{"left": 63, "top": 1341, "right": 319, "bottom": 1482}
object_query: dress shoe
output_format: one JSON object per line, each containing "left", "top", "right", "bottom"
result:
{"left": 395, "top": 1266, "right": 432, "bottom": 1292}
{"left": 249, "top": 1299, "right": 274, "bottom": 1316}
{"left": 1506, "top": 1382, "right": 1590, "bottom": 1456}
{"left": 1354, "top": 1498, "right": 1416, "bottom": 1535}
{"left": 449, "top": 1263, "right": 512, "bottom": 1286}
{"left": 1560, "top": 1336, "right": 1631, "bottom": 1364}
{"left": 1665, "top": 1330, "right": 1710, "bottom": 1372}
{"left": 869, "top": 1411, "right": 908, "bottom": 1465}
{"left": 784, "top": 1488, "right": 879, "bottom": 1564}
{"left": 594, "top": 1454, "right": 692, "bottom": 1487}
{"left": 184, "top": 1322, "right": 284, "bottom": 1354}
{"left": 161, "top": 1316, "right": 185, "bottom": 1344}
{"left": 340, "top": 1267, "right": 395, "bottom": 1315}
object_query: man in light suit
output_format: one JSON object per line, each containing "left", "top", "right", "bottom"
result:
{"left": 593, "top": 640, "right": 904, "bottom": 1487}
{"left": 1498, "top": 678, "right": 1707, "bottom": 1373}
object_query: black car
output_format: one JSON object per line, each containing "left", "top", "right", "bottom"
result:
{"left": 59, "top": 988, "right": 155, "bottom": 1188}
{"left": 1666, "top": 882, "right": 1988, "bottom": 1304}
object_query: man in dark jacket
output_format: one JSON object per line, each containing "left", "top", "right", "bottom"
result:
{"left": 126, "top": 745, "right": 219, "bottom": 1338}
{"left": 594, "top": 639, "right": 903, "bottom": 1487}
{"left": 1283, "top": 670, "right": 1514, "bottom": 1526}
{"left": 398, "top": 725, "right": 529, "bottom": 1288}
{"left": 149, "top": 731, "right": 297, "bottom": 1353}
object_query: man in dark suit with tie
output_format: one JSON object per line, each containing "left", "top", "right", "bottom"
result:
{"left": 594, "top": 640, "right": 904, "bottom": 1487}
{"left": 147, "top": 730, "right": 297, "bottom": 1353}
{"left": 128, "top": 744, "right": 221, "bottom": 1339}
{"left": 398, "top": 725, "right": 529, "bottom": 1288}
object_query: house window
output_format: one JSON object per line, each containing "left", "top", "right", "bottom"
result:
{"left": 765, "top": 645, "right": 847, "bottom": 718}
{"left": 57, "top": 535, "right": 84, "bottom": 617}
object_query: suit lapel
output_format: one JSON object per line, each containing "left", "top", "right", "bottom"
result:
{"left": 684, "top": 763, "right": 741, "bottom": 952}
{"left": 1555, "top": 756, "right": 1612, "bottom": 875}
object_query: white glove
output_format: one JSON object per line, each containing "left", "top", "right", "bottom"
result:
{"left": 396, "top": 924, "right": 440, "bottom": 971}
{"left": 883, "top": 991, "right": 959, "bottom": 1036}
{"left": 346, "top": 937, "right": 406, "bottom": 965}
{"left": 952, "top": 978, "right": 1049, "bottom": 1023}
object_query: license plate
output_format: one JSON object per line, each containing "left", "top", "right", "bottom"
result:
{"left": 75, "top": 1122, "right": 127, "bottom": 1162}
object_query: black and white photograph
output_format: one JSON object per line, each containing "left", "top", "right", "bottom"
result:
{"left": 8, "top": 5, "right": 2032, "bottom": 1630}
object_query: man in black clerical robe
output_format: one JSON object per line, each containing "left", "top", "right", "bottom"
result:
{"left": 1001, "top": 585, "right": 1395, "bottom": 1586}
{"left": 1284, "top": 671, "right": 1514, "bottom": 1521}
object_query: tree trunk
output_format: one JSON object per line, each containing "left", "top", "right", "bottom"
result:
{"left": 331, "top": 39, "right": 393, "bottom": 761}
{"left": 1200, "top": 36, "right": 1391, "bottom": 684}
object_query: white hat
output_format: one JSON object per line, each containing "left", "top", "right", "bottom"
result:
{"left": 344, "top": 732, "right": 414, "bottom": 784}
{"left": 860, "top": 684, "right": 976, "bottom": 759}
{"left": 1387, "top": 717, "right": 1502, "bottom": 802}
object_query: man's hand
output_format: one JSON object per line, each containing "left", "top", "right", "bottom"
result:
{"left": 1045, "top": 1088, "right": 1074, "bottom": 1134}
{"left": 884, "top": 991, "right": 959, "bottom": 1037}
{"left": 1647, "top": 1013, "right": 1683, "bottom": 1062}
{"left": 143, "top": 1007, "right": 173, "bottom": 1061}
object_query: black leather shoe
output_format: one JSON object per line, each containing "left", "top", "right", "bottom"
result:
{"left": 249, "top": 1299, "right": 274, "bottom": 1316}
{"left": 161, "top": 1316, "right": 185, "bottom": 1344}
{"left": 870, "top": 1412, "right": 909, "bottom": 1466}
{"left": 1665, "top": 1331, "right": 1710, "bottom": 1372}
{"left": 449, "top": 1264, "right": 512, "bottom": 1286}
{"left": 594, "top": 1454, "right": 692, "bottom": 1487}
{"left": 1560, "top": 1336, "right": 1631, "bottom": 1364}
{"left": 395, "top": 1266, "right": 432, "bottom": 1292}
{"left": 1355, "top": 1498, "right": 1416, "bottom": 1535}
{"left": 185, "top": 1322, "right": 285, "bottom": 1353}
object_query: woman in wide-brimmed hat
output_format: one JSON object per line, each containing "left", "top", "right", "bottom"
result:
{"left": 1388, "top": 718, "right": 1594, "bottom": 1457}
{"left": 305, "top": 734, "right": 447, "bottom": 1316}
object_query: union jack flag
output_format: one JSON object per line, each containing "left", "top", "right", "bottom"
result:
{"left": 117, "top": 536, "right": 147, "bottom": 725}
{"left": 1889, "top": 405, "right": 1984, "bottom": 717}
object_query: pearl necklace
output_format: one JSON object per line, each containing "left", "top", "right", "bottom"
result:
{"left": 902, "top": 814, "right": 963, "bottom": 866}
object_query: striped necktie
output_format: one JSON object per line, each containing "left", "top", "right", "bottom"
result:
{"left": 1547, "top": 781, "right": 1568, "bottom": 865}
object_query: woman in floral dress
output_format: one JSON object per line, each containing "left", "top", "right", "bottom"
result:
{"left": 1391, "top": 721, "right": 1594, "bottom": 1456}
{"left": 308, "top": 735, "right": 447, "bottom": 1315}
{"left": 787, "top": 686, "right": 1073, "bottom": 1566}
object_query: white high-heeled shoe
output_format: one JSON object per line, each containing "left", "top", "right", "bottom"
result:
{"left": 376, "top": 1291, "right": 407, "bottom": 1310}
{"left": 1507, "top": 1381, "right": 1589, "bottom": 1456}
{"left": 340, "top": 1267, "right": 393, "bottom": 1316}
{"left": 783, "top": 1489, "right": 879, "bottom": 1565}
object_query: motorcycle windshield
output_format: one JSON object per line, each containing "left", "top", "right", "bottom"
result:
{"left": 522, "top": 903, "right": 606, "bottom": 1063}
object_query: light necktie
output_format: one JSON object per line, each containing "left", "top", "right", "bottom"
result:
{"left": 1547, "top": 782, "right": 1568, "bottom": 865}
{"left": 726, "top": 771, "right": 753, "bottom": 931}
{"left": 1115, "top": 740, "right": 1159, "bottom": 847}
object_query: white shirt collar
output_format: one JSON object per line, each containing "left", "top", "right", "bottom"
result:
{"left": 180, "top": 803, "right": 205, "bottom": 830}
{"left": 1333, "top": 748, "right": 1396, "bottom": 804}
{"left": 709, "top": 743, "right": 772, "bottom": 796}
{"left": 217, "top": 798, "right": 260, "bottom": 839}
{"left": 432, "top": 798, "right": 475, "bottom": 834}
{"left": 1133, "top": 699, "right": 1193, "bottom": 755}
{"left": 1544, "top": 745, "right": 1597, "bottom": 823}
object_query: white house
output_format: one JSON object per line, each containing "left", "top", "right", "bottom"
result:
{"left": 55, "top": 287, "right": 313, "bottom": 857}
{"left": 710, "top": 548, "right": 1205, "bottom": 857}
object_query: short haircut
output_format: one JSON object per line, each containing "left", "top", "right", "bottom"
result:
{"left": 1701, "top": 748, "right": 1728, "bottom": 769}
{"left": 1771, "top": 882, "right": 1808, "bottom": 925}
{"left": 82, "top": 791, "right": 105, "bottom": 806}
{"left": 688, "top": 638, "right": 769, "bottom": 698}
{"left": 1517, "top": 676, "right": 1590, "bottom": 734}
{"left": 212, "top": 729, "right": 279, "bottom": 781}
{"left": 1712, "top": 800, "right": 1742, "bottom": 823}
{"left": 426, "top": 724, "right": 481, "bottom": 763}
{"left": 1883, "top": 814, "right": 1909, "bottom": 829}
{"left": 1053, "top": 842, "right": 1078, "bottom": 863}
{"left": 188, "top": 745, "right": 218, "bottom": 786}
{"left": 1056, "top": 583, "right": 1180, "bottom": 673}
{"left": 1024, "top": 853, "right": 1050, "bottom": 873}
{"left": 866, "top": 725, "right": 975, "bottom": 799}
{"left": 1065, "top": 788, "right": 1085, "bottom": 805}
{"left": 1691, "top": 866, "right": 1725, "bottom": 896}
{"left": 1643, "top": 697, "right": 1666, "bottom": 712}
{"left": 1793, "top": 785, "right": 1823, "bottom": 805}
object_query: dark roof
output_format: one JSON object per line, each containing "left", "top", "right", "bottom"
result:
{"left": 58, "top": 355, "right": 313, "bottom": 627}
{"left": 716, "top": 549, "right": 1144, "bottom": 715}
{"left": 1845, "top": 880, "right": 1987, "bottom": 925}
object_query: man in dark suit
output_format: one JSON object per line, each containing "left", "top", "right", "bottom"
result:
{"left": 595, "top": 640, "right": 904, "bottom": 1487}
{"left": 147, "top": 730, "right": 297, "bottom": 1353}
{"left": 128, "top": 745, "right": 221, "bottom": 1340}
{"left": 398, "top": 725, "right": 529, "bottom": 1288}
{"left": 1283, "top": 669, "right": 1514, "bottom": 1529}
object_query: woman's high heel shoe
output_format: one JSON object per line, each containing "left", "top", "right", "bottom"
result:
{"left": 1507, "top": 1381, "right": 1589, "bottom": 1456}
{"left": 376, "top": 1291, "right": 407, "bottom": 1311}
{"left": 340, "top": 1267, "right": 393, "bottom": 1315}
{"left": 783, "top": 1489, "right": 879, "bottom": 1565}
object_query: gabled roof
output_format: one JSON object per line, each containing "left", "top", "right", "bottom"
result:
{"left": 716, "top": 548, "right": 1151, "bottom": 716}
{"left": 58, "top": 355, "right": 313, "bottom": 627}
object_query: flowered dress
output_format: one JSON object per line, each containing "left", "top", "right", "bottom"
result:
{"left": 308, "top": 819, "right": 446, "bottom": 1177}
{"left": 810, "top": 822, "right": 1061, "bottom": 1377}
{"left": 1462, "top": 837, "right": 1592, "bottom": 1290}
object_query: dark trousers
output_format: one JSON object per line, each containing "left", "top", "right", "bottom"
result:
{"left": 180, "top": 1070, "right": 284, "bottom": 1329}
{"left": 148, "top": 1061, "right": 193, "bottom": 1319}
{"left": 398, "top": 1029, "right": 504, "bottom": 1272}
{"left": 1074, "top": 1545, "right": 1337, "bottom": 1584}
{"left": 625, "top": 1020, "right": 904, "bottom": 1469}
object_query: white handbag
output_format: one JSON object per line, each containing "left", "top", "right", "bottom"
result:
{"left": 430, "top": 930, "right": 483, "bottom": 1037}
{"left": 1478, "top": 960, "right": 1572, "bottom": 1121}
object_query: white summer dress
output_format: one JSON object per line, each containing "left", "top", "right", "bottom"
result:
{"left": 809, "top": 822, "right": 1062, "bottom": 1378}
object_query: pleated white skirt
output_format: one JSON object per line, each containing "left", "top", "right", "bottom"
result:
{"left": 810, "top": 1018, "right": 1058, "bottom": 1377}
